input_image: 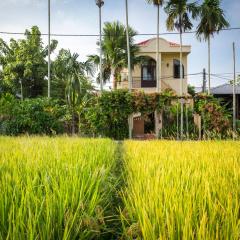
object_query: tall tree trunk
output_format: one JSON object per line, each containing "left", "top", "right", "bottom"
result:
{"left": 48, "top": 0, "right": 51, "bottom": 98}
{"left": 180, "top": 27, "right": 184, "bottom": 140}
{"left": 99, "top": 6, "right": 103, "bottom": 92}
{"left": 125, "top": 0, "right": 133, "bottom": 139}
{"left": 156, "top": 4, "right": 161, "bottom": 93}
{"left": 155, "top": 5, "right": 161, "bottom": 139}
{"left": 208, "top": 36, "right": 211, "bottom": 95}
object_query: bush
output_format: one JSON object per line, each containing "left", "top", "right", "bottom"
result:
{"left": 194, "top": 95, "right": 231, "bottom": 137}
{"left": 82, "top": 90, "right": 132, "bottom": 140}
{"left": 0, "top": 95, "right": 66, "bottom": 135}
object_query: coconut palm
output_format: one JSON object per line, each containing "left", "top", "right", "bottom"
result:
{"left": 146, "top": 0, "right": 165, "bottom": 93}
{"left": 165, "top": 0, "right": 199, "bottom": 139}
{"left": 196, "top": 0, "right": 229, "bottom": 95}
{"left": 88, "top": 21, "right": 139, "bottom": 89}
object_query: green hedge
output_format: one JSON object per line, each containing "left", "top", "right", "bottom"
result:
{"left": 0, "top": 95, "right": 66, "bottom": 135}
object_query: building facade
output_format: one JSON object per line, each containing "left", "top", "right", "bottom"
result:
{"left": 117, "top": 37, "right": 191, "bottom": 139}
{"left": 117, "top": 37, "right": 191, "bottom": 95}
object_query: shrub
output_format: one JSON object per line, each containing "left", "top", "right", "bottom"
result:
{"left": 194, "top": 95, "right": 231, "bottom": 137}
{"left": 0, "top": 96, "right": 66, "bottom": 135}
{"left": 82, "top": 90, "right": 133, "bottom": 140}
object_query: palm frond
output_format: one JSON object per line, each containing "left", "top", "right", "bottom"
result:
{"left": 196, "top": 0, "right": 229, "bottom": 41}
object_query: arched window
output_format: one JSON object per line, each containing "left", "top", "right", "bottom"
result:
{"left": 141, "top": 59, "right": 156, "bottom": 81}
{"left": 173, "top": 59, "right": 184, "bottom": 79}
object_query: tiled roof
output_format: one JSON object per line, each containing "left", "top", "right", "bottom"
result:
{"left": 137, "top": 39, "right": 151, "bottom": 46}
{"left": 137, "top": 38, "right": 180, "bottom": 47}
{"left": 211, "top": 83, "right": 240, "bottom": 95}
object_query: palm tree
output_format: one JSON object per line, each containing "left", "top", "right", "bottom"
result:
{"left": 165, "top": 0, "right": 198, "bottom": 140}
{"left": 88, "top": 21, "right": 139, "bottom": 90}
{"left": 196, "top": 0, "right": 229, "bottom": 95}
{"left": 66, "top": 72, "right": 93, "bottom": 135}
{"left": 86, "top": 54, "right": 111, "bottom": 85}
{"left": 146, "top": 0, "right": 165, "bottom": 93}
{"left": 52, "top": 49, "right": 94, "bottom": 99}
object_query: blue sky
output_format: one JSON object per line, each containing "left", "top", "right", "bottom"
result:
{"left": 0, "top": 0, "right": 239, "bottom": 87}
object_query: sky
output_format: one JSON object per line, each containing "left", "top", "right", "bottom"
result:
{"left": 0, "top": 0, "right": 239, "bottom": 88}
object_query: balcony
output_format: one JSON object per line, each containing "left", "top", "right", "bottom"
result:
{"left": 118, "top": 77, "right": 157, "bottom": 89}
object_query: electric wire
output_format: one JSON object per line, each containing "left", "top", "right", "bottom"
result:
{"left": 0, "top": 27, "right": 239, "bottom": 37}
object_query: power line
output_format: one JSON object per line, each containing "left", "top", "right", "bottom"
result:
{"left": 0, "top": 27, "right": 239, "bottom": 37}
{"left": 210, "top": 74, "right": 232, "bottom": 81}
{"left": 104, "top": 72, "right": 203, "bottom": 83}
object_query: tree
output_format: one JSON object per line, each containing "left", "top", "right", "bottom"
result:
{"left": 0, "top": 26, "right": 58, "bottom": 98}
{"left": 196, "top": 0, "right": 229, "bottom": 95}
{"left": 65, "top": 73, "right": 93, "bottom": 135}
{"left": 146, "top": 0, "right": 165, "bottom": 93}
{"left": 52, "top": 49, "right": 95, "bottom": 100}
{"left": 165, "top": 0, "right": 198, "bottom": 139}
{"left": 187, "top": 84, "right": 196, "bottom": 96}
{"left": 86, "top": 54, "right": 111, "bottom": 85}
{"left": 52, "top": 49, "right": 94, "bottom": 133}
{"left": 88, "top": 21, "right": 139, "bottom": 89}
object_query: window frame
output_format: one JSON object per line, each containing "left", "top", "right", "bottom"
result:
{"left": 173, "top": 59, "right": 184, "bottom": 79}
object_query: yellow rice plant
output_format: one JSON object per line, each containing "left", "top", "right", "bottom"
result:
{"left": 121, "top": 141, "right": 240, "bottom": 240}
{"left": 0, "top": 137, "right": 117, "bottom": 239}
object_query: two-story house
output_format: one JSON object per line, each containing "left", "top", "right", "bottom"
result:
{"left": 117, "top": 37, "right": 191, "bottom": 94}
{"left": 117, "top": 37, "right": 191, "bottom": 138}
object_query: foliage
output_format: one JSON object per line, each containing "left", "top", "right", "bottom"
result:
{"left": 196, "top": 0, "right": 230, "bottom": 41}
{"left": 121, "top": 141, "right": 240, "bottom": 239}
{"left": 0, "top": 96, "right": 66, "bottom": 135}
{"left": 195, "top": 94, "right": 231, "bottom": 136}
{"left": 80, "top": 90, "right": 233, "bottom": 140}
{"left": 0, "top": 26, "right": 58, "bottom": 98}
{"left": 162, "top": 103, "right": 197, "bottom": 139}
{"left": 83, "top": 90, "right": 133, "bottom": 140}
{"left": 52, "top": 49, "right": 95, "bottom": 100}
{"left": 165, "top": 0, "right": 199, "bottom": 33}
{"left": 188, "top": 84, "right": 196, "bottom": 96}
{"left": 81, "top": 89, "right": 178, "bottom": 139}
{"left": 51, "top": 48, "right": 95, "bottom": 134}
{"left": 87, "top": 21, "right": 139, "bottom": 89}
{"left": 0, "top": 137, "right": 119, "bottom": 239}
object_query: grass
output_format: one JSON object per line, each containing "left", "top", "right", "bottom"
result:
{"left": 0, "top": 137, "right": 118, "bottom": 239}
{"left": 121, "top": 141, "right": 240, "bottom": 239}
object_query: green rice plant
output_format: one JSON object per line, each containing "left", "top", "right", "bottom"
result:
{"left": 121, "top": 141, "right": 240, "bottom": 239}
{"left": 0, "top": 137, "right": 117, "bottom": 240}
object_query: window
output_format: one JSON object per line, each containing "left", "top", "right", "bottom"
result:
{"left": 173, "top": 59, "right": 184, "bottom": 79}
{"left": 141, "top": 59, "right": 156, "bottom": 81}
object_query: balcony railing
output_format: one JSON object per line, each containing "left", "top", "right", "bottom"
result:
{"left": 119, "top": 77, "right": 175, "bottom": 89}
{"left": 119, "top": 77, "right": 157, "bottom": 89}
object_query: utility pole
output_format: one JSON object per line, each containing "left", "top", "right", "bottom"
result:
{"left": 125, "top": 0, "right": 133, "bottom": 139}
{"left": 179, "top": 18, "right": 184, "bottom": 140}
{"left": 96, "top": 0, "right": 104, "bottom": 92}
{"left": 233, "top": 42, "right": 236, "bottom": 138}
{"left": 48, "top": 0, "right": 51, "bottom": 98}
{"left": 203, "top": 68, "right": 206, "bottom": 93}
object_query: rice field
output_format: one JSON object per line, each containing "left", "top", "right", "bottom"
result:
{"left": 121, "top": 141, "right": 240, "bottom": 239}
{"left": 0, "top": 138, "right": 240, "bottom": 239}
{"left": 0, "top": 137, "right": 118, "bottom": 239}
